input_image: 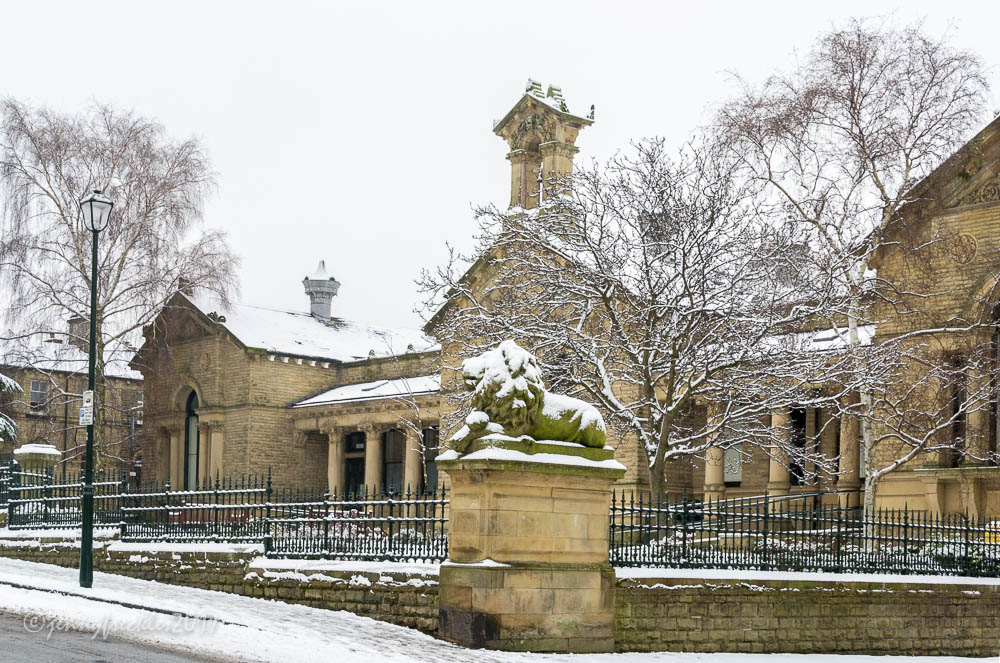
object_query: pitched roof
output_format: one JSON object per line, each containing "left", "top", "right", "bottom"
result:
{"left": 292, "top": 373, "right": 440, "bottom": 409}
{"left": 183, "top": 293, "right": 439, "bottom": 363}
{"left": 0, "top": 332, "right": 142, "bottom": 381}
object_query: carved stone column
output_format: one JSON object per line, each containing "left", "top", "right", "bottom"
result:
{"left": 168, "top": 429, "right": 183, "bottom": 488}
{"left": 767, "top": 408, "right": 791, "bottom": 497}
{"left": 363, "top": 427, "right": 383, "bottom": 494}
{"left": 965, "top": 365, "right": 991, "bottom": 464}
{"left": 838, "top": 393, "right": 862, "bottom": 508}
{"left": 404, "top": 428, "right": 423, "bottom": 493}
{"left": 325, "top": 428, "right": 345, "bottom": 496}
{"left": 506, "top": 149, "right": 540, "bottom": 209}
{"left": 703, "top": 404, "right": 726, "bottom": 501}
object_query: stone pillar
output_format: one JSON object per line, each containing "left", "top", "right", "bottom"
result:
{"left": 169, "top": 429, "right": 182, "bottom": 488}
{"left": 539, "top": 141, "right": 578, "bottom": 180}
{"left": 703, "top": 405, "right": 726, "bottom": 501}
{"left": 767, "top": 408, "right": 791, "bottom": 497}
{"left": 437, "top": 440, "right": 625, "bottom": 652}
{"left": 507, "top": 149, "right": 540, "bottom": 209}
{"left": 363, "top": 428, "right": 383, "bottom": 494}
{"left": 818, "top": 409, "right": 839, "bottom": 489}
{"left": 326, "top": 430, "right": 345, "bottom": 496}
{"left": 404, "top": 429, "right": 422, "bottom": 493}
{"left": 197, "top": 423, "right": 212, "bottom": 486}
{"left": 209, "top": 427, "right": 224, "bottom": 479}
{"left": 965, "top": 366, "right": 990, "bottom": 464}
{"left": 838, "top": 393, "right": 862, "bottom": 508}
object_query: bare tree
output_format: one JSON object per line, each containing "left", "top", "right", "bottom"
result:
{"left": 420, "top": 139, "right": 842, "bottom": 496}
{"left": 717, "top": 18, "right": 990, "bottom": 513}
{"left": 0, "top": 100, "right": 239, "bottom": 466}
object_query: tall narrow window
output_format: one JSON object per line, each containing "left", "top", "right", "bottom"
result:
{"left": 382, "top": 429, "right": 405, "bottom": 494}
{"left": 184, "top": 391, "right": 199, "bottom": 489}
{"left": 29, "top": 380, "right": 49, "bottom": 414}
{"left": 422, "top": 427, "right": 440, "bottom": 493}
{"left": 943, "top": 354, "right": 967, "bottom": 469}
{"left": 789, "top": 408, "right": 807, "bottom": 486}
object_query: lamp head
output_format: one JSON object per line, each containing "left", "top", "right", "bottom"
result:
{"left": 79, "top": 189, "right": 114, "bottom": 232}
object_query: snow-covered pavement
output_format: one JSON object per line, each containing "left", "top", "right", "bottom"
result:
{"left": 0, "top": 558, "right": 983, "bottom": 663}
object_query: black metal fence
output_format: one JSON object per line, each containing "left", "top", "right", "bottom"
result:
{"left": 6, "top": 462, "right": 127, "bottom": 530}
{"left": 609, "top": 491, "right": 1000, "bottom": 577}
{"left": 267, "top": 487, "right": 449, "bottom": 561}
{"left": 117, "top": 473, "right": 449, "bottom": 562}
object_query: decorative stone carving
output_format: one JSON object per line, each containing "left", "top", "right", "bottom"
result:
{"left": 956, "top": 174, "right": 1000, "bottom": 207}
{"left": 950, "top": 233, "right": 978, "bottom": 265}
{"left": 449, "top": 340, "right": 606, "bottom": 452}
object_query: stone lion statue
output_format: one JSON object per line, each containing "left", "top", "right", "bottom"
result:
{"left": 449, "top": 340, "right": 606, "bottom": 451}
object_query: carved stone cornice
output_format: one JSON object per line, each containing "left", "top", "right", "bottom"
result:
{"left": 955, "top": 173, "right": 1000, "bottom": 207}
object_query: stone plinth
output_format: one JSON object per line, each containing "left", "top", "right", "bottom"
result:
{"left": 437, "top": 438, "right": 625, "bottom": 652}
{"left": 13, "top": 443, "right": 61, "bottom": 469}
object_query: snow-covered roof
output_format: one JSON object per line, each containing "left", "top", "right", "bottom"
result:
{"left": 184, "top": 293, "right": 439, "bottom": 363}
{"left": 794, "top": 324, "right": 875, "bottom": 352}
{"left": 0, "top": 332, "right": 142, "bottom": 381}
{"left": 293, "top": 373, "right": 440, "bottom": 409}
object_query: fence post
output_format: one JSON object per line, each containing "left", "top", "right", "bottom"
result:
{"left": 762, "top": 493, "right": 770, "bottom": 569}
{"left": 681, "top": 489, "right": 689, "bottom": 567}
{"left": 43, "top": 465, "right": 53, "bottom": 526}
{"left": 213, "top": 472, "right": 220, "bottom": 539}
{"left": 323, "top": 489, "right": 331, "bottom": 559}
{"left": 263, "top": 468, "right": 273, "bottom": 554}
{"left": 119, "top": 473, "right": 129, "bottom": 540}
{"left": 9, "top": 460, "right": 20, "bottom": 527}
{"left": 963, "top": 510, "right": 972, "bottom": 577}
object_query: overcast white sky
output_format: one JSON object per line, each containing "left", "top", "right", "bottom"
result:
{"left": 2, "top": 1, "right": 999, "bottom": 331}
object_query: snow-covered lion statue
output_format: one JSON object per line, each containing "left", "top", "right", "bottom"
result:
{"left": 449, "top": 340, "right": 606, "bottom": 451}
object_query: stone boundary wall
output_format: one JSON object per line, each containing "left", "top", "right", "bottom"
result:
{"left": 0, "top": 538, "right": 438, "bottom": 632}
{"left": 616, "top": 575, "right": 1000, "bottom": 657}
{"left": 2, "top": 538, "right": 997, "bottom": 655}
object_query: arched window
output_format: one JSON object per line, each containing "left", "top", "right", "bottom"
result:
{"left": 184, "top": 391, "right": 199, "bottom": 489}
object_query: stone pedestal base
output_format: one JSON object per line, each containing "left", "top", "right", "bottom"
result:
{"left": 439, "top": 562, "right": 616, "bottom": 652}
{"left": 437, "top": 436, "right": 625, "bottom": 652}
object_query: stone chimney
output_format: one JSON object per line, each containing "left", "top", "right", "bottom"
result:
{"left": 67, "top": 315, "right": 88, "bottom": 352}
{"left": 302, "top": 261, "right": 341, "bottom": 319}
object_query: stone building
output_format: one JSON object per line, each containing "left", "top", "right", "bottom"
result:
{"left": 135, "top": 81, "right": 1000, "bottom": 517}
{"left": 133, "top": 262, "right": 442, "bottom": 493}
{"left": 0, "top": 326, "right": 143, "bottom": 470}
{"left": 430, "top": 80, "right": 1000, "bottom": 516}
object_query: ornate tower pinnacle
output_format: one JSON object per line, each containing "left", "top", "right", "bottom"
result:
{"left": 492, "top": 79, "right": 593, "bottom": 210}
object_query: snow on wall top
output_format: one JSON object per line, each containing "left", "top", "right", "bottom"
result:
{"left": 293, "top": 373, "right": 440, "bottom": 408}
{"left": 184, "top": 293, "right": 439, "bottom": 363}
{"left": 0, "top": 333, "right": 142, "bottom": 381}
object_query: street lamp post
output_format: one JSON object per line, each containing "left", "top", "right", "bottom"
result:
{"left": 78, "top": 189, "right": 113, "bottom": 588}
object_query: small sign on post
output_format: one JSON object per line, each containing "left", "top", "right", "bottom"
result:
{"left": 80, "top": 390, "right": 95, "bottom": 426}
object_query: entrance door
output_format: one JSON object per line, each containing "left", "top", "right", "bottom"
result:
{"left": 344, "top": 458, "right": 365, "bottom": 497}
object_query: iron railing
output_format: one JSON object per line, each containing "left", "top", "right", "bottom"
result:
{"left": 117, "top": 472, "right": 449, "bottom": 562}
{"left": 609, "top": 491, "right": 1000, "bottom": 577}
{"left": 6, "top": 462, "right": 127, "bottom": 530}
{"left": 267, "top": 486, "right": 449, "bottom": 561}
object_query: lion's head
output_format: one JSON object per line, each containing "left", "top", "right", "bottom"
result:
{"left": 461, "top": 340, "right": 545, "bottom": 438}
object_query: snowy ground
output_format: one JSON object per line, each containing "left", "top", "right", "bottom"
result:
{"left": 0, "top": 558, "right": 985, "bottom": 663}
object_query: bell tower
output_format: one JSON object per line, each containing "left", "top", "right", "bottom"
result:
{"left": 493, "top": 79, "right": 593, "bottom": 209}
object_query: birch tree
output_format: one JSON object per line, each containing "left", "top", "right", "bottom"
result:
{"left": 717, "top": 19, "right": 989, "bottom": 513}
{"left": 0, "top": 100, "right": 239, "bottom": 465}
{"left": 419, "top": 139, "right": 843, "bottom": 496}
